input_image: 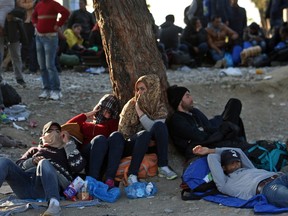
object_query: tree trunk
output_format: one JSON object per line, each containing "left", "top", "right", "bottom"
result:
{"left": 93, "top": 0, "right": 168, "bottom": 107}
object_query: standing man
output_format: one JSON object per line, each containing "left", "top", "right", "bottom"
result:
{"left": 0, "top": 1, "right": 15, "bottom": 82}
{"left": 228, "top": 0, "right": 247, "bottom": 41}
{"left": 32, "top": 0, "right": 69, "bottom": 100}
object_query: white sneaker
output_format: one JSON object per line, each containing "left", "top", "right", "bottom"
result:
{"left": 39, "top": 90, "right": 50, "bottom": 99}
{"left": 49, "top": 91, "right": 61, "bottom": 100}
{"left": 42, "top": 199, "right": 61, "bottom": 216}
{"left": 158, "top": 166, "right": 178, "bottom": 180}
{"left": 127, "top": 174, "right": 138, "bottom": 185}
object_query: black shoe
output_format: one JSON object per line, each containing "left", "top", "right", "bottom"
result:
{"left": 17, "top": 79, "right": 27, "bottom": 88}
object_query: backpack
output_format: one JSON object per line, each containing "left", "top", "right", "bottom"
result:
{"left": 115, "top": 153, "right": 158, "bottom": 186}
{"left": 180, "top": 156, "right": 219, "bottom": 201}
{"left": 246, "top": 140, "right": 288, "bottom": 172}
{"left": 0, "top": 83, "right": 22, "bottom": 107}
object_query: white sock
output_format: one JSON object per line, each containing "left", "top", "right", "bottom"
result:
{"left": 49, "top": 198, "right": 59, "bottom": 206}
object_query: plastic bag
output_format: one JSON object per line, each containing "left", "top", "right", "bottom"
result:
{"left": 124, "top": 182, "right": 157, "bottom": 199}
{"left": 86, "top": 176, "right": 120, "bottom": 203}
{"left": 224, "top": 52, "right": 234, "bottom": 67}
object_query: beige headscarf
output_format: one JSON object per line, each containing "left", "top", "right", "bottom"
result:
{"left": 118, "top": 74, "right": 167, "bottom": 139}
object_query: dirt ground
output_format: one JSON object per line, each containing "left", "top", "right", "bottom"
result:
{"left": 1, "top": 65, "right": 288, "bottom": 215}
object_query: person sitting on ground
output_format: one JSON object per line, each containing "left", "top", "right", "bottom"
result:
{"left": 67, "top": 0, "right": 95, "bottom": 46}
{"left": 181, "top": 16, "right": 209, "bottom": 66}
{"left": 193, "top": 146, "right": 288, "bottom": 208}
{"left": 206, "top": 15, "right": 238, "bottom": 68}
{"left": 63, "top": 23, "right": 85, "bottom": 54}
{"left": 166, "top": 85, "right": 249, "bottom": 161}
{"left": 243, "top": 22, "right": 266, "bottom": 51}
{"left": 116, "top": 74, "right": 177, "bottom": 185}
{"left": 65, "top": 94, "right": 121, "bottom": 187}
{"left": 0, "top": 121, "right": 86, "bottom": 216}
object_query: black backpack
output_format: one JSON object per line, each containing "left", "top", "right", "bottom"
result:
{"left": 180, "top": 156, "right": 220, "bottom": 201}
{"left": 0, "top": 83, "right": 22, "bottom": 107}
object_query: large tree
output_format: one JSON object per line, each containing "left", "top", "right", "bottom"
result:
{"left": 93, "top": 0, "right": 168, "bottom": 107}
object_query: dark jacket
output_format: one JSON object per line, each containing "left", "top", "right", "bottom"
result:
{"left": 4, "top": 17, "right": 28, "bottom": 44}
{"left": 168, "top": 108, "right": 248, "bottom": 160}
{"left": 16, "top": 139, "right": 86, "bottom": 184}
{"left": 159, "top": 21, "right": 183, "bottom": 50}
{"left": 181, "top": 25, "right": 208, "bottom": 48}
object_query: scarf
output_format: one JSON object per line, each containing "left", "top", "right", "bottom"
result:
{"left": 118, "top": 74, "right": 167, "bottom": 138}
{"left": 40, "top": 131, "right": 65, "bottom": 149}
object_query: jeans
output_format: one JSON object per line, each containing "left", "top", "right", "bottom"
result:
{"left": 8, "top": 42, "right": 24, "bottom": 81}
{"left": 262, "top": 174, "right": 288, "bottom": 207}
{"left": 35, "top": 35, "right": 60, "bottom": 91}
{"left": 123, "top": 121, "right": 169, "bottom": 175}
{"left": 210, "top": 48, "right": 225, "bottom": 62}
{"left": 0, "top": 158, "right": 60, "bottom": 200}
{"left": 149, "top": 121, "right": 169, "bottom": 167}
{"left": 82, "top": 132, "right": 125, "bottom": 180}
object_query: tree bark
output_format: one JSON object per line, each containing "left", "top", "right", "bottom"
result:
{"left": 93, "top": 0, "right": 168, "bottom": 107}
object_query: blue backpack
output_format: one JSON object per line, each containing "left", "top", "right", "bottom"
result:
{"left": 180, "top": 156, "right": 219, "bottom": 200}
{"left": 246, "top": 140, "right": 288, "bottom": 172}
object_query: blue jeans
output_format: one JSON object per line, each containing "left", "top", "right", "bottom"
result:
{"left": 82, "top": 132, "right": 125, "bottom": 180}
{"left": 262, "top": 175, "right": 288, "bottom": 207}
{"left": 35, "top": 35, "right": 60, "bottom": 91}
{"left": 210, "top": 48, "right": 225, "bottom": 62}
{"left": 0, "top": 158, "right": 61, "bottom": 200}
{"left": 123, "top": 122, "right": 169, "bottom": 175}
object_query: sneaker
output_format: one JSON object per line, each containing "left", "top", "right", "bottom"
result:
{"left": 39, "top": 90, "right": 50, "bottom": 99}
{"left": 42, "top": 199, "right": 61, "bottom": 216}
{"left": 158, "top": 166, "right": 178, "bottom": 180}
{"left": 105, "top": 178, "right": 115, "bottom": 188}
{"left": 127, "top": 174, "right": 138, "bottom": 185}
{"left": 16, "top": 79, "right": 26, "bottom": 88}
{"left": 49, "top": 91, "right": 62, "bottom": 100}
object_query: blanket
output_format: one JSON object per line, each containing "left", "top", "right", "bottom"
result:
{"left": 0, "top": 195, "right": 100, "bottom": 216}
{"left": 203, "top": 194, "right": 288, "bottom": 214}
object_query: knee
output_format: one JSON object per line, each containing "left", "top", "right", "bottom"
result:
{"left": 91, "top": 135, "right": 106, "bottom": 146}
{"left": 0, "top": 158, "right": 13, "bottom": 168}
{"left": 109, "top": 131, "right": 125, "bottom": 144}
{"left": 152, "top": 121, "right": 168, "bottom": 132}
{"left": 138, "top": 130, "right": 152, "bottom": 142}
{"left": 38, "top": 159, "right": 52, "bottom": 168}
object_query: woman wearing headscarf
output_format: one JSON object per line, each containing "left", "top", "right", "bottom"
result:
{"left": 64, "top": 94, "right": 122, "bottom": 187}
{"left": 117, "top": 74, "right": 177, "bottom": 186}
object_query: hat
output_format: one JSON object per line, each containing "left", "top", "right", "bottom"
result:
{"left": 42, "top": 121, "right": 61, "bottom": 135}
{"left": 94, "top": 94, "right": 120, "bottom": 124}
{"left": 221, "top": 149, "right": 241, "bottom": 166}
{"left": 167, "top": 85, "right": 189, "bottom": 110}
{"left": 61, "top": 123, "right": 84, "bottom": 144}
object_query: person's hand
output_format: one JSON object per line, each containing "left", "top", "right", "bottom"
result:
{"left": 193, "top": 145, "right": 210, "bottom": 155}
{"left": 33, "top": 156, "right": 44, "bottom": 165}
{"left": 85, "top": 107, "right": 100, "bottom": 120}
{"left": 61, "top": 131, "right": 71, "bottom": 144}
{"left": 54, "top": 25, "right": 59, "bottom": 32}
{"left": 135, "top": 100, "right": 144, "bottom": 118}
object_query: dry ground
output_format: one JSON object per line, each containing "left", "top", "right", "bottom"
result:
{"left": 1, "top": 65, "right": 288, "bottom": 215}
